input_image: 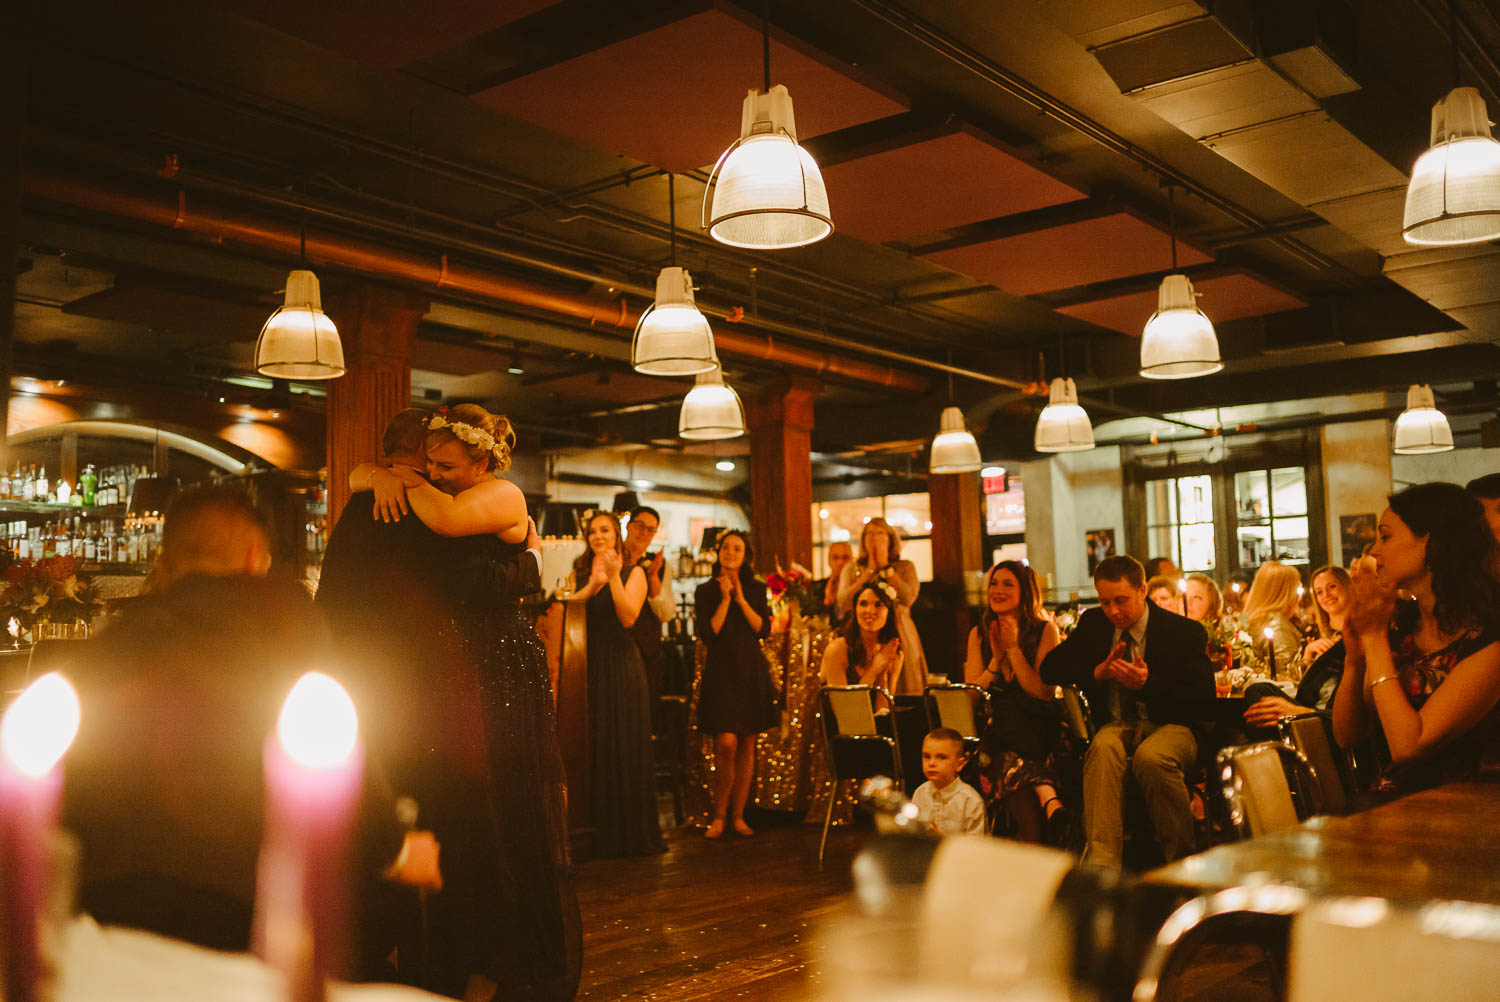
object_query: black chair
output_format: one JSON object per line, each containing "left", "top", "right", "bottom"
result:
{"left": 818, "top": 684, "right": 901, "bottom": 870}
{"left": 1276, "top": 712, "right": 1354, "bottom": 816}
{"left": 923, "top": 681, "right": 989, "bottom": 759}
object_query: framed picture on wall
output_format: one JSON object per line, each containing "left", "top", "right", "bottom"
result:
{"left": 1340, "top": 514, "right": 1377, "bottom": 567}
{"left": 1085, "top": 528, "right": 1116, "bottom": 574}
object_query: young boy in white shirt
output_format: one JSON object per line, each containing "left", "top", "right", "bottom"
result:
{"left": 911, "top": 727, "right": 986, "bottom": 836}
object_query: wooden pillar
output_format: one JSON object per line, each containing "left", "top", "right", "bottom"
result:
{"left": 324, "top": 286, "right": 426, "bottom": 527}
{"left": 928, "top": 469, "right": 983, "bottom": 592}
{"left": 746, "top": 377, "right": 818, "bottom": 571}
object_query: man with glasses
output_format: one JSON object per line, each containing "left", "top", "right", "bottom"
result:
{"left": 624, "top": 505, "right": 678, "bottom": 718}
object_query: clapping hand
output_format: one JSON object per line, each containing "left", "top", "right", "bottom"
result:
{"left": 1345, "top": 556, "right": 1395, "bottom": 639}
{"left": 524, "top": 516, "right": 540, "bottom": 552}
{"left": 597, "top": 548, "right": 623, "bottom": 580}
{"left": 649, "top": 550, "right": 665, "bottom": 578}
{"left": 873, "top": 637, "right": 902, "bottom": 685}
{"left": 718, "top": 572, "right": 735, "bottom": 600}
{"left": 588, "top": 554, "right": 611, "bottom": 587}
{"left": 995, "top": 616, "right": 1020, "bottom": 652}
{"left": 1303, "top": 636, "right": 1336, "bottom": 664}
{"left": 1115, "top": 655, "right": 1149, "bottom": 690}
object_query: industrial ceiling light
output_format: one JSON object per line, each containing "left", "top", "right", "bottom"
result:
{"left": 632, "top": 266, "right": 718, "bottom": 376}
{"left": 255, "top": 269, "right": 345, "bottom": 379}
{"left": 929, "top": 406, "right": 982, "bottom": 473}
{"left": 635, "top": 175, "right": 719, "bottom": 376}
{"left": 679, "top": 368, "right": 745, "bottom": 440}
{"left": 929, "top": 355, "right": 981, "bottom": 474}
{"left": 703, "top": 20, "right": 831, "bottom": 249}
{"left": 1140, "top": 187, "right": 1221, "bottom": 379}
{"left": 1034, "top": 377, "right": 1095, "bottom": 453}
{"left": 1392, "top": 384, "right": 1455, "bottom": 454}
{"left": 1403, "top": 7, "right": 1500, "bottom": 245}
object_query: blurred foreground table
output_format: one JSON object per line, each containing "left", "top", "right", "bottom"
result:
{"left": 1144, "top": 781, "right": 1500, "bottom": 904}
{"left": 58, "top": 916, "right": 446, "bottom": 1002}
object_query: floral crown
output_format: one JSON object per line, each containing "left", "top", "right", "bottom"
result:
{"left": 871, "top": 579, "right": 899, "bottom": 603}
{"left": 427, "top": 408, "right": 505, "bottom": 463}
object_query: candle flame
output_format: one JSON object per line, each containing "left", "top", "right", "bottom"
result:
{"left": 1264, "top": 627, "right": 1275, "bottom": 639}
{"left": 1231, "top": 582, "right": 1242, "bottom": 592}
{"left": 1297, "top": 586, "right": 1305, "bottom": 597}
{"left": 7, "top": 617, "right": 18, "bottom": 638}
{"left": 277, "top": 672, "right": 359, "bottom": 770}
{"left": 2, "top": 672, "right": 81, "bottom": 779}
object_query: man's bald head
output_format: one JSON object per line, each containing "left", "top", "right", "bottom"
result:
{"left": 155, "top": 486, "right": 272, "bottom": 586}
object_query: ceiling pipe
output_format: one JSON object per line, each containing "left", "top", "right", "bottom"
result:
{"left": 21, "top": 170, "right": 930, "bottom": 394}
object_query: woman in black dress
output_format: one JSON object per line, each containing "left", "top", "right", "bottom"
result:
{"left": 357, "top": 403, "right": 579, "bottom": 1001}
{"left": 963, "top": 561, "right": 1068, "bottom": 845}
{"left": 571, "top": 510, "right": 664, "bottom": 857}
{"left": 694, "top": 529, "right": 775, "bottom": 839}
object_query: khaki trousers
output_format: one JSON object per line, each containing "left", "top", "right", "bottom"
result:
{"left": 1082, "top": 720, "right": 1197, "bottom": 870}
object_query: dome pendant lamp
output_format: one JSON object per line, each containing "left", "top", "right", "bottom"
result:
{"left": 1140, "top": 186, "right": 1222, "bottom": 380}
{"left": 255, "top": 268, "right": 345, "bottom": 379}
{"left": 928, "top": 354, "right": 982, "bottom": 474}
{"left": 702, "top": 17, "right": 831, "bottom": 250}
{"left": 679, "top": 368, "right": 746, "bottom": 440}
{"left": 634, "top": 175, "right": 719, "bottom": 375}
{"left": 1034, "top": 378, "right": 1095, "bottom": 453}
{"left": 1392, "top": 384, "right": 1455, "bottom": 454}
{"left": 1403, "top": 7, "right": 1500, "bottom": 245}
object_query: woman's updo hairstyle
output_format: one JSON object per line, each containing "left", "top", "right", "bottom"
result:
{"left": 424, "top": 402, "right": 514, "bottom": 472}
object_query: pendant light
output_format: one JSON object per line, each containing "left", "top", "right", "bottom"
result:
{"left": 255, "top": 224, "right": 344, "bottom": 379}
{"left": 1392, "top": 384, "right": 1455, "bottom": 454}
{"left": 702, "top": 16, "right": 831, "bottom": 250}
{"left": 929, "top": 354, "right": 982, "bottom": 474}
{"left": 1140, "top": 187, "right": 1222, "bottom": 380}
{"left": 1034, "top": 378, "right": 1095, "bottom": 453}
{"left": 679, "top": 368, "right": 745, "bottom": 440}
{"left": 1403, "top": 7, "right": 1500, "bottom": 245}
{"left": 634, "top": 175, "right": 719, "bottom": 375}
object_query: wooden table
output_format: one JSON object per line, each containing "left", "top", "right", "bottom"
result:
{"left": 1144, "top": 782, "right": 1500, "bottom": 905}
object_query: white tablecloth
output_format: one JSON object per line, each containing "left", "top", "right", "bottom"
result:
{"left": 58, "top": 916, "right": 446, "bottom": 1002}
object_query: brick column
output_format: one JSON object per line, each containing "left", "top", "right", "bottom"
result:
{"left": 928, "top": 469, "right": 984, "bottom": 592}
{"left": 324, "top": 285, "right": 427, "bottom": 527}
{"left": 746, "top": 377, "right": 819, "bottom": 572}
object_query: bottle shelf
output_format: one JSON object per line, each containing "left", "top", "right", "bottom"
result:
{"left": 0, "top": 501, "right": 127, "bottom": 518}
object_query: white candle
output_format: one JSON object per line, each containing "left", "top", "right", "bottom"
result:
{"left": 1263, "top": 626, "right": 1278, "bottom": 679}
{"left": 254, "top": 672, "right": 363, "bottom": 1002}
{"left": 0, "top": 672, "right": 81, "bottom": 1002}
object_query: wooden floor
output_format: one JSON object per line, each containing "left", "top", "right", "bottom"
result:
{"left": 575, "top": 820, "right": 860, "bottom": 1001}
{"left": 573, "top": 818, "right": 1273, "bottom": 1002}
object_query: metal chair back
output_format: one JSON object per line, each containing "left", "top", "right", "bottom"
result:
{"left": 817, "top": 684, "right": 900, "bottom": 869}
{"left": 1058, "top": 685, "right": 1094, "bottom": 742}
{"left": 1217, "top": 741, "right": 1317, "bottom": 839}
{"left": 1277, "top": 712, "right": 1352, "bottom": 816}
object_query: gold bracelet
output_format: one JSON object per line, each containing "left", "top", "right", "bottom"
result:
{"left": 1369, "top": 674, "right": 1402, "bottom": 690}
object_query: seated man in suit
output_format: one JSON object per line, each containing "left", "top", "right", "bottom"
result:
{"left": 1041, "top": 555, "right": 1213, "bottom": 869}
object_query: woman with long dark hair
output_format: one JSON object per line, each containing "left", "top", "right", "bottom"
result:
{"left": 820, "top": 579, "right": 903, "bottom": 691}
{"left": 963, "top": 561, "right": 1067, "bottom": 844}
{"left": 693, "top": 529, "right": 775, "bottom": 839}
{"left": 1334, "top": 482, "right": 1500, "bottom": 794}
{"left": 572, "top": 510, "right": 663, "bottom": 856}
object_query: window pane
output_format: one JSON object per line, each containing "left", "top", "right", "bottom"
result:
{"left": 1235, "top": 470, "right": 1270, "bottom": 520}
{"left": 1147, "top": 524, "right": 1178, "bottom": 568}
{"left": 1180, "top": 522, "right": 1216, "bottom": 573}
{"left": 1177, "top": 475, "right": 1214, "bottom": 524}
{"left": 1271, "top": 467, "right": 1307, "bottom": 516}
{"left": 1145, "top": 478, "right": 1177, "bottom": 526}
{"left": 883, "top": 493, "right": 932, "bottom": 539}
{"left": 1238, "top": 523, "right": 1273, "bottom": 567}
{"left": 901, "top": 538, "right": 933, "bottom": 582}
{"left": 1273, "top": 517, "right": 1311, "bottom": 564}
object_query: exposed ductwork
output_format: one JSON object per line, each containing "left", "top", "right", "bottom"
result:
{"left": 20, "top": 170, "right": 931, "bottom": 393}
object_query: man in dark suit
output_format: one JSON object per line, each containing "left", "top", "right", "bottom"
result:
{"left": 1041, "top": 555, "right": 1213, "bottom": 869}
{"left": 316, "top": 408, "right": 544, "bottom": 994}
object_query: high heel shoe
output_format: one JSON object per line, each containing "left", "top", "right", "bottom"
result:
{"left": 1042, "top": 798, "right": 1076, "bottom": 849}
{"left": 704, "top": 818, "right": 725, "bottom": 840}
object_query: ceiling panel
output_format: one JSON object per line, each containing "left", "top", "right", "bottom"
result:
{"left": 473, "top": 8, "right": 907, "bottom": 173}
{"left": 216, "top": 0, "right": 557, "bottom": 69}
{"left": 1056, "top": 271, "right": 1307, "bottom": 335}
{"left": 924, "top": 211, "right": 1211, "bottom": 296}
{"left": 820, "top": 130, "right": 1082, "bottom": 244}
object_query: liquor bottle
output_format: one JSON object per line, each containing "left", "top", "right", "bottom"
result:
{"left": 82, "top": 523, "right": 96, "bottom": 561}
{"left": 56, "top": 479, "right": 72, "bottom": 505}
{"left": 79, "top": 464, "right": 97, "bottom": 506}
{"left": 35, "top": 467, "right": 49, "bottom": 503}
{"left": 21, "top": 466, "right": 35, "bottom": 502}
{"left": 54, "top": 519, "right": 69, "bottom": 558}
{"left": 1, "top": 466, "right": 11, "bottom": 501}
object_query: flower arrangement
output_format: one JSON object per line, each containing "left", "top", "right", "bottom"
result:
{"left": 1204, "top": 614, "right": 1267, "bottom": 671}
{"left": 0, "top": 556, "right": 102, "bottom": 634}
{"left": 1052, "top": 608, "right": 1078, "bottom": 638}
{"left": 766, "top": 562, "right": 819, "bottom": 611}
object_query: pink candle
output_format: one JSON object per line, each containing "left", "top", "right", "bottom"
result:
{"left": 0, "top": 672, "right": 81, "bottom": 1002}
{"left": 254, "top": 672, "right": 364, "bottom": 1002}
